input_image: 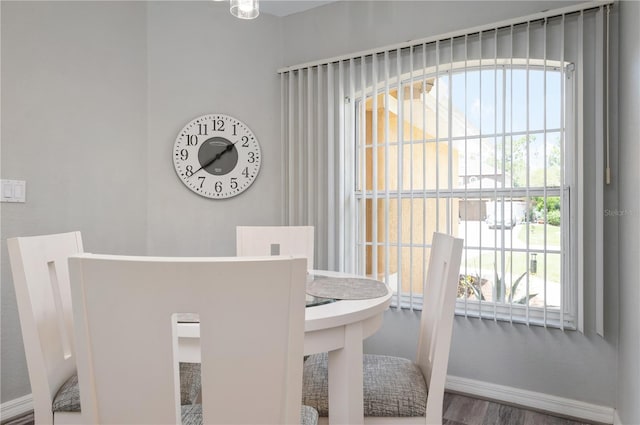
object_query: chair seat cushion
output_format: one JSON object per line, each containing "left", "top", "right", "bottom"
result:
{"left": 302, "top": 352, "right": 428, "bottom": 417}
{"left": 180, "top": 363, "right": 202, "bottom": 405}
{"left": 181, "top": 404, "right": 203, "bottom": 425}
{"left": 301, "top": 404, "right": 319, "bottom": 425}
{"left": 52, "top": 373, "right": 317, "bottom": 424}
{"left": 180, "top": 404, "right": 318, "bottom": 425}
{"left": 52, "top": 363, "right": 204, "bottom": 413}
{"left": 52, "top": 373, "right": 81, "bottom": 412}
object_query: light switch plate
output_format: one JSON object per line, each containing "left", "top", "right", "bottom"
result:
{"left": 1, "top": 179, "right": 26, "bottom": 203}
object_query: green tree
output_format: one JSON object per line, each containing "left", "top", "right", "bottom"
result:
{"left": 533, "top": 196, "right": 560, "bottom": 212}
{"left": 486, "top": 135, "right": 534, "bottom": 188}
{"left": 487, "top": 134, "right": 561, "bottom": 188}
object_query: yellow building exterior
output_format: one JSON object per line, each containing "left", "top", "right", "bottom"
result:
{"left": 362, "top": 86, "right": 459, "bottom": 294}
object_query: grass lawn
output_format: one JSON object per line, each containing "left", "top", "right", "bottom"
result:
{"left": 517, "top": 223, "right": 561, "bottom": 248}
{"left": 464, "top": 251, "right": 561, "bottom": 289}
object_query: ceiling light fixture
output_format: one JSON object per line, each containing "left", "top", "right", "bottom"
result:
{"left": 230, "top": 0, "right": 259, "bottom": 20}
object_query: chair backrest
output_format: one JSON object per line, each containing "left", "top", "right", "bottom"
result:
{"left": 69, "top": 254, "right": 307, "bottom": 425}
{"left": 236, "top": 226, "right": 314, "bottom": 270}
{"left": 415, "top": 232, "right": 463, "bottom": 425}
{"left": 7, "top": 231, "right": 84, "bottom": 423}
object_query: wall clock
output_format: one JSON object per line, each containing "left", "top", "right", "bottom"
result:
{"left": 173, "top": 114, "right": 261, "bottom": 199}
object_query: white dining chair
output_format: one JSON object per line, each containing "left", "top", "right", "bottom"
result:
{"left": 7, "top": 231, "right": 87, "bottom": 424}
{"left": 6, "top": 232, "right": 203, "bottom": 425}
{"left": 68, "top": 254, "right": 318, "bottom": 425}
{"left": 302, "top": 232, "right": 463, "bottom": 425}
{"left": 236, "top": 225, "right": 315, "bottom": 270}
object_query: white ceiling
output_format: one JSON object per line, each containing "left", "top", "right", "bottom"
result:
{"left": 260, "top": 0, "right": 337, "bottom": 17}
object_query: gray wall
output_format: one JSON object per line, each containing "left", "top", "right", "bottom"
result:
{"left": 282, "top": 1, "right": 583, "bottom": 67}
{"left": 144, "top": 1, "right": 282, "bottom": 257}
{"left": 1, "top": 1, "right": 148, "bottom": 402}
{"left": 280, "top": 0, "right": 620, "bottom": 408}
{"left": 616, "top": 1, "right": 640, "bottom": 423}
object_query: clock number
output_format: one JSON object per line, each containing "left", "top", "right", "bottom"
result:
{"left": 230, "top": 178, "right": 238, "bottom": 190}
{"left": 247, "top": 151, "right": 256, "bottom": 163}
{"left": 198, "top": 124, "right": 208, "bottom": 136}
{"left": 180, "top": 149, "right": 188, "bottom": 161}
{"left": 242, "top": 167, "right": 249, "bottom": 178}
{"left": 186, "top": 135, "right": 198, "bottom": 146}
{"left": 214, "top": 181, "right": 222, "bottom": 193}
{"left": 212, "top": 119, "right": 225, "bottom": 132}
{"left": 232, "top": 124, "right": 237, "bottom": 136}
{"left": 197, "top": 176, "right": 205, "bottom": 189}
{"left": 241, "top": 136, "right": 249, "bottom": 147}
{"left": 185, "top": 165, "right": 194, "bottom": 177}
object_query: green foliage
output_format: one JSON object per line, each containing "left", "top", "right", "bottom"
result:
{"left": 529, "top": 196, "right": 562, "bottom": 226}
{"left": 459, "top": 264, "right": 540, "bottom": 305}
{"left": 509, "top": 135, "right": 534, "bottom": 188}
{"left": 458, "top": 274, "right": 485, "bottom": 300}
{"left": 508, "top": 271, "right": 536, "bottom": 304}
{"left": 547, "top": 210, "right": 561, "bottom": 226}
{"left": 487, "top": 134, "right": 562, "bottom": 188}
{"left": 533, "top": 196, "right": 560, "bottom": 212}
{"left": 495, "top": 269, "right": 537, "bottom": 305}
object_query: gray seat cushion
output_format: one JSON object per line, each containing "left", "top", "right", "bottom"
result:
{"left": 52, "top": 373, "right": 80, "bottom": 412}
{"left": 52, "top": 363, "right": 203, "bottom": 413}
{"left": 181, "top": 404, "right": 319, "bottom": 425}
{"left": 302, "top": 352, "right": 428, "bottom": 417}
{"left": 301, "top": 404, "right": 320, "bottom": 425}
{"left": 181, "top": 404, "right": 203, "bottom": 425}
{"left": 52, "top": 366, "right": 317, "bottom": 424}
{"left": 179, "top": 362, "right": 202, "bottom": 406}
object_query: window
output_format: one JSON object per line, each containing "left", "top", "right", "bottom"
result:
{"left": 280, "top": 6, "right": 608, "bottom": 332}
{"left": 354, "top": 57, "right": 575, "bottom": 329}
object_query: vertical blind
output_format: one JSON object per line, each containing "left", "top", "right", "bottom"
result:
{"left": 280, "top": 2, "right": 610, "bottom": 331}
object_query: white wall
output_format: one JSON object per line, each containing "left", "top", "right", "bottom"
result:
{"left": 616, "top": 1, "right": 640, "bottom": 423}
{"left": 1, "top": 1, "right": 148, "bottom": 402}
{"left": 280, "top": 0, "right": 620, "bottom": 408}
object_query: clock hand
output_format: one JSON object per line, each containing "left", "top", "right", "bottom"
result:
{"left": 189, "top": 141, "right": 238, "bottom": 177}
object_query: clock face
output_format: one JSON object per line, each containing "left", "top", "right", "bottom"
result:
{"left": 173, "top": 114, "right": 261, "bottom": 199}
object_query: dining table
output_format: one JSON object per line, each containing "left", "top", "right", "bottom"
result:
{"left": 176, "top": 269, "right": 392, "bottom": 425}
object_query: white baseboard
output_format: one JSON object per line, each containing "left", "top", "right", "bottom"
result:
{"left": 446, "top": 375, "right": 614, "bottom": 424}
{"left": 0, "top": 393, "right": 33, "bottom": 422}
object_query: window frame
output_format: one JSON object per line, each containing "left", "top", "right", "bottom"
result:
{"left": 350, "top": 60, "right": 579, "bottom": 329}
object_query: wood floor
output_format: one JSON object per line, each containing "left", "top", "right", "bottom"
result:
{"left": 2, "top": 392, "right": 602, "bottom": 425}
{"left": 441, "top": 392, "right": 600, "bottom": 425}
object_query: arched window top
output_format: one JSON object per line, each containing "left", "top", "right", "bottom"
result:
{"left": 358, "top": 61, "right": 569, "bottom": 139}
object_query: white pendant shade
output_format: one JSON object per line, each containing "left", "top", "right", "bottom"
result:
{"left": 230, "top": 0, "right": 259, "bottom": 19}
